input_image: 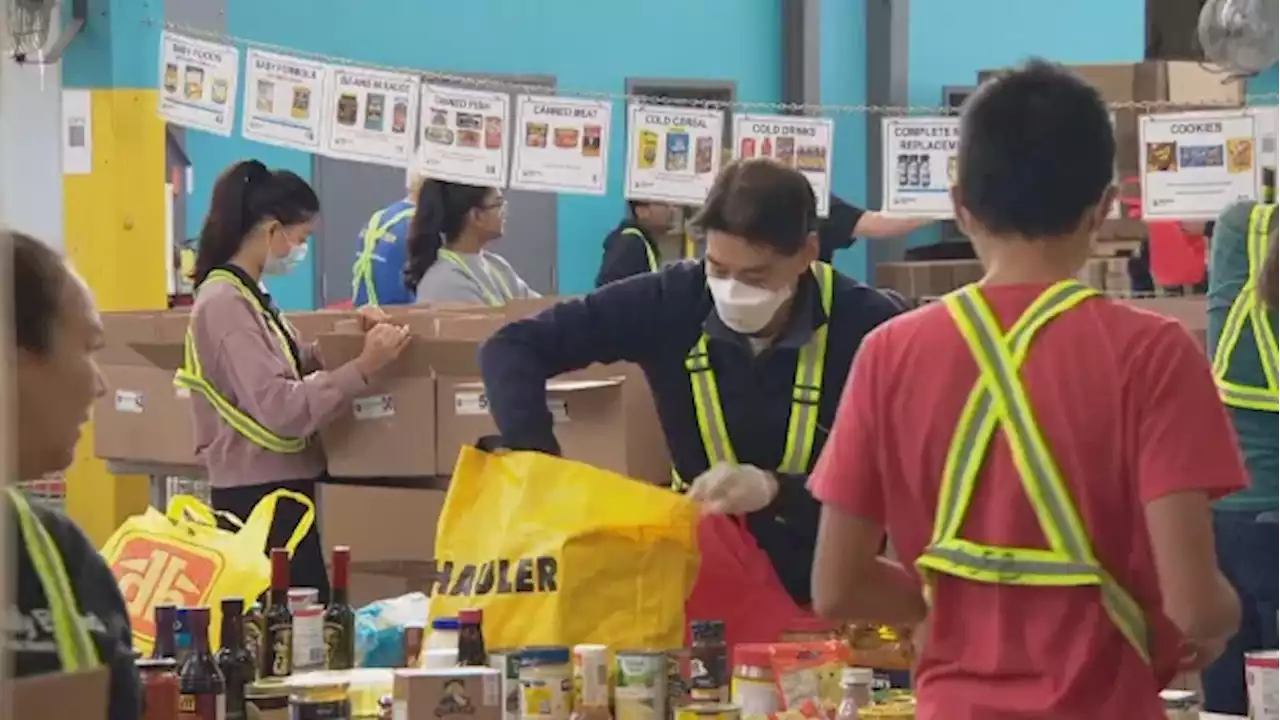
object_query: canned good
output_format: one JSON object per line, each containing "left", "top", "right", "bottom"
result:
{"left": 1245, "top": 651, "right": 1278, "bottom": 720}
{"left": 519, "top": 646, "right": 572, "bottom": 720}
{"left": 859, "top": 702, "right": 915, "bottom": 719}
{"left": 614, "top": 651, "right": 667, "bottom": 720}
{"left": 490, "top": 650, "right": 521, "bottom": 720}
{"left": 675, "top": 702, "right": 741, "bottom": 720}
{"left": 288, "top": 676, "right": 351, "bottom": 720}
{"left": 730, "top": 645, "right": 777, "bottom": 720}
{"left": 1159, "top": 689, "right": 1199, "bottom": 720}
{"left": 245, "top": 680, "right": 291, "bottom": 720}
{"left": 572, "top": 644, "right": 609, "bottom": 709}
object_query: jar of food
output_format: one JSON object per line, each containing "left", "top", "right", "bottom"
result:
{"left": 519, "top": 646, "right": 573, "bottom": 720}
{"left": 689, "top": 621, "right": 728, "bottom": 703}
{"left": 840, "top": 668, "right": 874, "bottom": 714}
{"left": 245, "top": 680, "right": 291, "bottom": 720}
{"left": 428, "top": 618, "right": 461, "bottom": 651}
{"left": 288, "top": 675, "right": 352, "bottom": 720}
{"left": 730, "top": 645, "right": 778, "bottom": 720}
{"left": 137, "top": 657, "right": 180, "bottom": 720}
{"left": 1159, "top": 689, "right": 1200, "bottom": 720}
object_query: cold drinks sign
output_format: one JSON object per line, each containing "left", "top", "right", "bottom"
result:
{"left": 733, "top": 114, "right": 835, "bottom": 217}
{"left": 881, "top": 116, "right": 960, "bottom": 218}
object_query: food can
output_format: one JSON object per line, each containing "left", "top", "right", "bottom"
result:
{"left": 245, "top": 680, "right": 291, "bottom": 720}
{"left": 675, "top": 702, "right": 741, "bottom": 720}
{"left": 288, "top": 588, "right": 319, "bottom": 611}
{"left": 666, "top": 649, "right": 690, "bottom": 711}
{"left": 615, "top": 650, "right": 667, "bottom": 720}
{"left": 572, "top": 644, "right": 609, "bottom": 709}
{"left": 1159, "top": 689, "right": 1199, "bottom": 720}
{"left": 1246, "top": 650, "right": 1279, "bottom": 720}
{"left": 519, "top": 646, "right": 572, "bottom": 720}
{"left": 491, "top": 650, "right": 522, "bottom": 720}
{"left": 288, "top": 675, "right": 351, "bottom": 720}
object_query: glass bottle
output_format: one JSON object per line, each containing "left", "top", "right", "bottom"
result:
{"left": 137, "top": 657, "right": 180, "bottom": 720}
{"left": 243, "top": 601, "right": 265, "bottom": 679}
{"left": 177, "top": 607, "right": 226, "bottom": 720}
{"left": 152, "top": 604, "right": 178, "bottom": 660}
{"left": 457, "top": 608, "right": 487, "bottom": 666}
{"left": 261, "top": 548, "right": 294, "bottom": 680}
{"left": 689, "top": 619, "right": 728, "bottom": 703}
{"left": 323, "top": 545, "right": 356, "bottom": 670}
{"left": 836, "top": 667, "right": 874, "bottom": 720}
{"left": 216, "top": 598, "right": 255, "bottom": 720}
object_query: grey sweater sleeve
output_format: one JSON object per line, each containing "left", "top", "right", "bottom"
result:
{"left": 415, "top": 262, "right": 492, "bottom": 305}
{"left": 487, "top": 252, "right": 541, "bottom": 299}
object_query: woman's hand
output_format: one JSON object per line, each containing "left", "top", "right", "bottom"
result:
{"left": 355, "top": 323, "right": 411, "bottom": 378}
{"left": 357, "top": 305, "right": 391, "bottom": 331}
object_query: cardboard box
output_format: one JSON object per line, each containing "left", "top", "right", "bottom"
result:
{"left": 1124, "top": 296, "right": 1208, "bottom": 348}
{"left": 321, "top": 481, "right": 447, "bottom": 606}
{"left": 392, "top": 667, "right": 502, "bottom": 720}
{"left": 876, "top": 260, "right": 985, "bottom": 299}
{"left": 94, "top": 310, "right": 196, "bottom": 465}
{"left": 285, "top": 309, "right": 358, "bottom": 343}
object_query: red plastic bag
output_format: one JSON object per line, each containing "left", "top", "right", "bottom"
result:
{"left": 685, "top": 514, "right": 815, "bottom": 649}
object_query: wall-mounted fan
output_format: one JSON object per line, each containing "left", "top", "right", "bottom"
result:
{"left": 4, "top": 0, "right": 87, "bottom": 64}
{"left": 1198, "top": 0, "right": 1280, "bottom": 77}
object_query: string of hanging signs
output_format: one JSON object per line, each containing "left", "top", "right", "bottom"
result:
{"left": 157, "top": 24, "right": 1280, "bottom": 220}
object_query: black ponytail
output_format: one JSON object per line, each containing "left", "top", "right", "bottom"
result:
{"left": 404, "top": 179, "right": 446, "bottom": 291}
{"left": 192, "top": 159, "right": 319, "bottom": 286}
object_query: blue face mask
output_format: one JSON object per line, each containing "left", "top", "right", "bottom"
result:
{"left": 264, "top": 240, "right": 308, "bottom": 276}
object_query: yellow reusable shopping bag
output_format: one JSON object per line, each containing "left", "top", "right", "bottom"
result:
{"left": 430, "top": 447, "right": 700, "bottom": 652}
{"left": 100, "top": 489, "right": 314, "bottom": 655}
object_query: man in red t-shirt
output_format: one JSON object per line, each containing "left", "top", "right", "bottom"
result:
{"left": 807, "top": 59, "right": 1245, "bottom": 719}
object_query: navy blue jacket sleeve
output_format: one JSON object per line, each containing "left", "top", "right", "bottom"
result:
{"left": 480, "top": 271, "right": 673, "bottom": 454}
{"left": 595, "top": 229, "right": 653, "bottom": 288}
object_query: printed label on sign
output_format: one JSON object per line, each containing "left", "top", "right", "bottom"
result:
{"left": 115, "top": 390, "right": 144, "bottom": 413}
{"left": 353, "top": 394, "right": 394, "bottom": 420}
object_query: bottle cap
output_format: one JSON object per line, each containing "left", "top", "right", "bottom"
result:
{"left": 270, "top": 548, "right": 290, "bottom": 588}
{"left": 458, "top": 608, "right": 483, "bottom": 625}
{"left": 842, "top": 667, "right": 874, "bottom": 686}
{"left": 221, "top": 597, "right": 245, "bottom": 615}
{"left": 430, "top": 617, "right": 459, "bottom": 631}
{"left": 690, "top": 619, "right": 724, "bottom": 642}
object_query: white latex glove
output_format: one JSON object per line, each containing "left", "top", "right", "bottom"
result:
{"left": 686, "top": 462, "right": 778, "bottom": 515}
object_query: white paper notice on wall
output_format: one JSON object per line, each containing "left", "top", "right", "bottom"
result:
{"left": 1139, "top": 110, "right": 1262, "bottom": 220}
{"left": 418, "top": 84, "right": 512, "bottom": 187}
{"left": 157, "top": 31, "right": 240, "bottom": 137}
{"left": 1252, "top": 105, "right": 1279, "bottom": 170}
{"left": 880, "top": 116, "right": 959, "bottom": 218}
{"left": 321, "top": 66, "right": 421, "bottom": 167}
{"left": 241, "top": 49, "right": 331, "bottom": 152}
{"left": 61, "top": 89, "right": 92, "bottom": 175}
{"left": 733, "top": 114, "right": 834, "bottom": 217}
{"left": 509, "top": 94, "right": 611, "bottom": 196}
{"left": 624, "top": 103, "right": 725, "bottom": 205}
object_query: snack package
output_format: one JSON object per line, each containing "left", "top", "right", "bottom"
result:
{"left": 770, "top": 641, "right": 851, "bottom": 720}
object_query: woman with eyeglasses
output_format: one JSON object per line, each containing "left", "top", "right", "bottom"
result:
{"left": 405, "top": 180, "right": 539, "bottom": 306}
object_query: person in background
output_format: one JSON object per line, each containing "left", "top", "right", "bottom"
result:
{"left": 479, "top": 159, "right": 902, "bottom": 646}
{"left": 181, "top": 160, "right": 411, "bottom": 602}
{"left": 1200, "top": 200, "right": 1278, "bottom": 715}
{"left": 818, "top": 194, "right": 935, "bottom": 263}
{"left": 406, "top": 179, "right": 539, "bottom": 305}
{"left": 8, "top": 231, "right": 140, "bottom": 720}
{"left": 595, "top": 200, "right": 678, "bottom": 286}
{"left": 351, "top": 167, "right": 425, "bottom": 307}
{"left": 808, "top": 60, "right": 1243, "bottom": 719}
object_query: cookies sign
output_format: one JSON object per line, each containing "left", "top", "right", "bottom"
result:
{"left": 1140, "top": 110, "right": 1263, "bottom": 220}
{"left": 510, "top": 95, "right": 611, "bottom": 196}
{"left": 624, "top": 103, "right": 725, "bottom": 205}
{"left": 321, "top": 67, "right": 421, "bottom": 167}
{"left": 418, "top": 85, "right": 512, "bottom": 188}
{"left": 242, "top": 50, "right": 331, "bottom": 152}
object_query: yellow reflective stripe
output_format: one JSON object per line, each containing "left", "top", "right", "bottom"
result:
{"left": 8, "top": 489, "right": 99, "bottom": 671}
{"left": 683, "top": 232, "right": 696, "bottom": 260}
{"left": 621, "top": 227, "right": 659, "bottom": 272}
{"left": 1213, "top": 204, "right": 1279, "bottom": 411}
{"left": 174, "top": 270, "right": 308, "bottom": 453}
{"left": 685, "top": 335, "right": 738, "bottom": 469}
{"left": 352, "top": 207, "right": 416, "bottom": 307}
{"left": 438, "top": 249, "right": 510, "bottom": 306}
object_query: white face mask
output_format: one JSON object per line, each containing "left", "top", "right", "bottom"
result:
{"left": 264, "top": 241, "right": 308, "bottom": 276}
{"left": 706, "top": 276, "right": 793, "bottom": 335}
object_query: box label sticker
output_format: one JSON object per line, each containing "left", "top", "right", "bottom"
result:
{"left": 174, "top": 387, "right": 191, "bottom": 399}
{"left": 353, "top": 394, "right": 394, "bottom": 420}
{"left": 115, "top": 390, "right": 144, "bottom": 413}
{"left": 456, "top": 391, "right": 568, "bottom": 422}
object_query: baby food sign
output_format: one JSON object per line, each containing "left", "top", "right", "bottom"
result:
{"left": 733, "top": 114, "right": 835, "bottom": 217}
{"left": 511, "top": 94, "right": 612, "bottom": 196}
{"left": 158, "top": 31, "right": 240, "bottom": 137}
{"left": 320, "top": 66, "right": 421, "bottom": 168}
{"left": 241, "top": 49, "right": 331, "bottom": 153}
{"left": 1140, "top": 110, "right": 1264, "bottom": 220}
{"left": 624, "top": 103, "right": 725, "bottom": 205}
{"left": 418, "top": 84, "right": 512, "bottom": 188}
{"left": 880, "top": 116, "right": 960, "bottom": 218}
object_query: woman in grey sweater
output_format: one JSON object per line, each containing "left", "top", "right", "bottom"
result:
{"left": 405, "top": 180, "right": 539, "bottom": 305}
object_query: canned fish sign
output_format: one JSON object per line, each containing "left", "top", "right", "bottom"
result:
{"left": 615, "top": 651, "right": 667, "bottom": 720}
{"left": 1246, "top": 650, "right": 1279, "bottom": 720}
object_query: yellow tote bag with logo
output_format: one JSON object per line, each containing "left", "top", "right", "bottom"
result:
{"left": 100, "top": 489, "right": 314, "bottom": 655}
{"left": 431, "top": 447, "right": 699, "bottom": 651}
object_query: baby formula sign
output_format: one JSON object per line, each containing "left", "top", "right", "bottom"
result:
{"left": 880, "top": 116, "right": 960, "bottom": 218}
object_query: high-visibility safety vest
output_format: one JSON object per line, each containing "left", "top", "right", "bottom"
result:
{"left": 671, "top": 262, "right": 836, "bottom": 491}
{"left": 622, "top": 227, "right": 697, "bottom": 272}
{"left": 915, "top": 280, "right": 1151, "bottom": 663}
{"left": 8, "top": 488, "right": 101, "bottom": 671}
{"left": 1211, "top": 203, "right": 1278, "bottom": 413}
{"left": 438, "top": 248, "right": 512, "bottom": 307}
{"left": 173, "top": 269, "right": 308, "bottom": 454}
{"left": 351, "top": 205, "right": 416, "bottom": 307}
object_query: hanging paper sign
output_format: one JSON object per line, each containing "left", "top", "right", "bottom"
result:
{"left": 157, "top": 31, "right": 239, "bottom": 137}
{"left": 241, "top": 50, "right": 330, "bottom": 152}
{"left": 417, "top": 84, "right": 512, "bottom": 187}
{"left": 509, "top": 95, "right": 611, "bottom": 196}
{"left": 733, "top": 114, "right": 834, "bottom": 217}
{"left": 880, "top": 116, "right": 959, "bottom": 218}
{"left": 1140, "top": 110, "right": 1262, "bottom": 220}
{"left": 624, "top": 103, "right": 725, "bottom": 205}
{"left": 321, "top": 66, "right": 421, "bottom": 167}
{"left": 1251, "top": 105, "right": 1278, "bottom": 170}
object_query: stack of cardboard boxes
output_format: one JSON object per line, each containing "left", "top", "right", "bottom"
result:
{"left": 93, "top": 299, "right": 670, "bottom": 606}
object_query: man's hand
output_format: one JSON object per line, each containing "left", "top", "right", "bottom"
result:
{"left": 357, "top": 305, "right": 391, "bottom": 331}
{"left": 687, "top": 463, "right": 778, "bottom": 514}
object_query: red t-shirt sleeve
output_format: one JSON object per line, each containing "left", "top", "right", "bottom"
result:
{"left": 808, "top": 326, "right": 888, "bottom": 523}
{"left": 1133, "top": 320, "right": 1249, "bottom": 503}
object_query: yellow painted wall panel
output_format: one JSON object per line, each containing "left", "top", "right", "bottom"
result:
{"left": 63, "top": 89, "right": 167, "bottom": 545}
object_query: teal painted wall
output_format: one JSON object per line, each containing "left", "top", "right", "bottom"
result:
{"left": 819, "top": 0, "right": 869, "bottom": 280}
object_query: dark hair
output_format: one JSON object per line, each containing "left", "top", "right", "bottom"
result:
{"left": 954, "top": 59, "right": 1114, "bottom": 239}
{"left": 9, "top": 230, "right": 73, "bottom": 354}
{"left": 692, "top": 158, "right": 817, "bottom": 255}
{"left": 192, "top": 160, "right": 319, "bottom": 285}
{"left": 403, "top": 179, "right": 493, "bottom": 290}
